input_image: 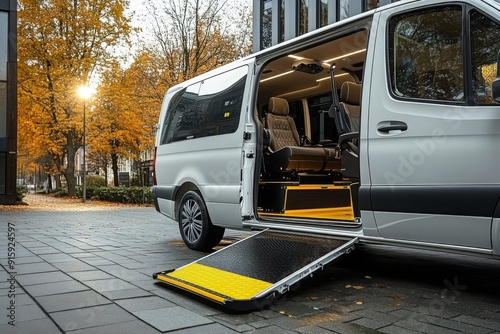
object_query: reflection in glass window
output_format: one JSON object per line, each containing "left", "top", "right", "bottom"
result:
{"left": 389, "top": 6, "right": 464, "bottom": 102}
{"left": 470, "top": 10, "right": 500, "bottom": 105}
{"left": 262, "top": 0, "right": 273, "bottom": 49}
{"left": 366, "top": 0, "right": 379, "bottom": 10}
{"left": 0, "top": 12, "right": 7, "bottom": 81}
{"left": 0, "top": 83, "right": 6, "bottom": 138}
{"left": 340, "top": 0, "right": 349, "bottom": 20}
{"left": 280, "top": 0, "right": 285, "bottom": 42}
{"left": 320, "top": 0, "right": 328, "bottom": 27}
{"left": 162, "top": 66, "right": 247, "bottom": 144}
{"left": 299, "top": 0, "right": 308, "bottom": 35}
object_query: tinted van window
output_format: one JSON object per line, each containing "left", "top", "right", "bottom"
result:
{"left": 389, "top": 6, "right": 464, "bottom": 102}
{"left": 161, "top": 66, "right": 247, "bottom": 144}
{"left": 470, "top": 10, "right": 500, "bottom": 105}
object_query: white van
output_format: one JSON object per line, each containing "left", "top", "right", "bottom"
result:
{"left": 153, "top": 0, "right": 500, "bottom": 259}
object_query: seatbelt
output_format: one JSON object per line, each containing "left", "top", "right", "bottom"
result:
{"left": 327, "top": 66, "right": 350, "bottom": 135}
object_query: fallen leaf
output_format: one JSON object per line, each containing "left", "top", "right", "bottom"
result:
{"left": 356, "top": 301, "right": 363, "bottom": 305}
{"left": 345, "top": 284, "right": 352, "bottom": 289}
{"left": 352, "top": 285, "right": 364, "bottom": 290}
{"left": 279, "top": 310, "right": 285, "bottom": 315}
{"left": 390, "top": 295, "right": 403, "bottom": 300}
{"left": 308, "top": 296, "right": 318, "bottom": 300}
{"left": 365, "top": 276, "right": 372, "bottom": 279}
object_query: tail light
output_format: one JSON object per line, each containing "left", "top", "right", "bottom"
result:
{"left": 152, "top": 146, "right": 157, "bottom": 186}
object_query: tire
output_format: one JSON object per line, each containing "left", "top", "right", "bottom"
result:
{"left": 178, "top": 191, "right": 225, "bottom": 251}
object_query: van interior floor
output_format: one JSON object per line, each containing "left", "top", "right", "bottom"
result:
{"left": 260, "top": 206, "right": 354, "bottom": 220}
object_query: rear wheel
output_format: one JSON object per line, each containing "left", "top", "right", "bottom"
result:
{"left": 178, "top": 191, "right": 225, "bottom": 251}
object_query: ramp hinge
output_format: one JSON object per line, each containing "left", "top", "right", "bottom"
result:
{"left": 244, "top": 132, "right": 252, "bottom": 140}
{"left": 242, "top": 214, "right": 254, "bottom": 220}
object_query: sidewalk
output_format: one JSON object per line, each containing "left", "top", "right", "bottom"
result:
{"left": 1, "top": 194, "right": 500, "bottom": 333}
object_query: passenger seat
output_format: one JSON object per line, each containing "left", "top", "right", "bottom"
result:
{"left": 264, "top": 97, "right": 340, "bottom": 172}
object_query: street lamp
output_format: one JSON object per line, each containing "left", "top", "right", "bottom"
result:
{"left": 78, "top": 86, "right": 92, "bottom": 203}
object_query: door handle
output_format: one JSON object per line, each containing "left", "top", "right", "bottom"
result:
{"left": 377, "top": 121, "right": 408, "bottom": 133}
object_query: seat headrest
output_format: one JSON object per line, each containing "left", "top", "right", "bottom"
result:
{"left": 269, "top": 97, "right": 289, "bottom": 116}
{"left": 340, "top": 82, "right": 361, "bottom": 105}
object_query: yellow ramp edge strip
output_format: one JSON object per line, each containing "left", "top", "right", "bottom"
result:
{"left": 166, "top": 263, "right": 273, "bottom": 300}
{"left": 156, "top": 275, "right": 226, "bottom": 303}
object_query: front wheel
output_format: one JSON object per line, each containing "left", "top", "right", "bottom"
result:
{"left": 178, "top": 191, "right": 225, "bottom": 251}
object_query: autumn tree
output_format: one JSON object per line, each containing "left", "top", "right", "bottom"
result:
{"left": 144, "top": 0, "right": 252, "bottom": 86}
{"left": 17, "top": 0, "right": 133, "bottom": 196}
{"left": 88, "top": 62, "right": 157, "bottom": 186}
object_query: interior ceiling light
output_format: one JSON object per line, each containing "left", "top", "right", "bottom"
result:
{"left": 260, "top": 70, "right": 294, "bottom": 83}
{"left": 323, "top": 49, "right": 367, "bottom": 64}
{"left": 288, "top": 55, "right": 304, "bottom": 60}
{"left": 316, "top": 73, "right": 349, "bottom": 82}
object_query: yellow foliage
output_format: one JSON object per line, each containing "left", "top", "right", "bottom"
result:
{"left": 17, "top": 0, "right": 133, "bottom": 195}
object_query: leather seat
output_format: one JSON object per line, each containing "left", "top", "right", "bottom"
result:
{"left": 337, "top": 81, "right": 361, "bottom": 178}
{"left": 340, "top": 81, "right": 361, "bottom": 134}
{"left": 264, "top": 97, "right": 340, "bottom": 172}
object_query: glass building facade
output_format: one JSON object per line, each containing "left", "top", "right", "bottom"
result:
{"left": 253, "top": 0, "right": 396, "bottom": 52}
{"left": 0, "top": 0, "right": 16, "bottom": 204}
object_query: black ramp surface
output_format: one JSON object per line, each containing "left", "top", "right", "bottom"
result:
{"left": 199, "top": 231, "right": 349, "bottom": 283}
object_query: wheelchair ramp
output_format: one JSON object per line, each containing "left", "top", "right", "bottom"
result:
{"left": 154, "top": 230, "right": 357, "bottom": 311}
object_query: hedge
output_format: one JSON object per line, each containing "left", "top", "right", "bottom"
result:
{"left": 77, "top": 186, "right": 153, "bottom": 204}
{"left": 16, "top": 185, "right": 28, "bottom": 201}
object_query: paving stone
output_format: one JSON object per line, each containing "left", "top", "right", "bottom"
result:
{"left": 24, "top": 280, "right": 89, "bottom": 297}
{"left": 0, "top": 293, "right": 35, "bottom": 307}
{"left": 0, "top": 303, "right": 47, "bottom": 325}
{"left": 39, "top": 253, "right": 76, "bottom": 263}
{"left": 379, "top": 324, "right": 426, "bottom": 334}
{"left": 50, "top": 304, "right": 135, "bottom": 331}
{"left": 66, "top": 270, "right": 114, "bottom": 281}
{"left": 80, "top": 257, "right": 115, "bottom": 266}
{"left": 452, "top": 314, "right": 500, "bottom": 331}
{"left": 245, "top": 325, "right": 291, "bottom": 334}
{"left": 350, "top": 317, "right": 386, "bottom": 330}
{"left": 413, "top": 314, "right": 490, "bottom": 334}
{"left": 133, "top": 306, "right": 212, "bottom": 332}
{"left": 37, "top": 290, "right": 111, "bottom": 313}
{"left": 101, "top": 288, "right": 153, "bottom": 300}
{"left": 115, "top": 296, "right": 175, "bottom": 312}
{"left": 52, "top": 260, "right": 96, "bottom": 272}
{"left": 0, "top": 317, "right": 62, "bottom": 334}
{"left": 65, "top": 320, "right": 161, "bottom": 334}
{"left": 28, "top": 247, "right": 61, "bottom": 255}
{"left": 166, "top": 323, "right": 240, "bottom": 334}
{"left": 16, "top": 271, "right": 74, "bottom": 286}
{"left": 82, "top": 278, "right": 136, "bottom": 292}
{"left": 95, "top": 264, "right": 151, "bottom": 281}
{"left": 393, "top": 318, "right": 461, "bottom": 334}
{"left": 15, "top": 262, "right": 58, "bottom": 275}
{"left": 15, "top": 256, "right": 45, "bottom": 264}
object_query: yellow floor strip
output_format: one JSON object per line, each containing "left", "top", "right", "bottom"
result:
{"left": 166, "top": 263, "right": 273, "bottom": 300}
{"left": 261, "top": 206, "right": 354, "bottom": 220}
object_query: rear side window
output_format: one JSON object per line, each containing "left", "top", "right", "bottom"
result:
{"left": 389, "top": 6, "right": 464, "bottom": 102}
{"left": 161, "top": 66, "right": 248, "bottom": 144}
{"left": 470, "top": 10, "right": 500, "bottom": 105}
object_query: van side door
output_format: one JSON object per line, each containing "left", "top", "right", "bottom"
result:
{"left": 367, "top": 1, "right": 500, "bottom": 250}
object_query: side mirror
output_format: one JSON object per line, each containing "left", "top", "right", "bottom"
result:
{"left": 493, "top": 51, "right": 500, "bottom": 103}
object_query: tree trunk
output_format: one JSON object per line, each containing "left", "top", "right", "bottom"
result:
{"left": 55, "top": 174, "right": 62, "bottom": 189}
{"left": 65, "top": 142, "right": 77, "bottom": 196}
{"left": 104, "top": 159, "right": 108, "bottom": 187}
{"left": 111, "top": 153, "right": 119, "bottom": 187}
{"left": 47, "top": 174, "right": 53, "bottom": 191}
